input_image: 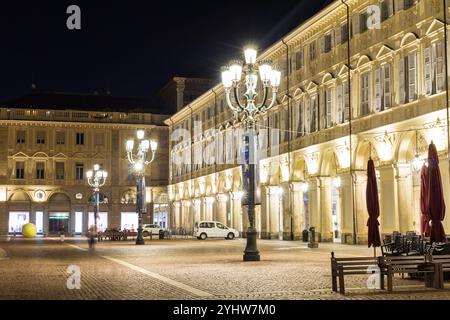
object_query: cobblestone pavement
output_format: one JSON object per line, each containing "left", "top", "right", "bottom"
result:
{"left": 1, "top": 237, "right": 450, "bottom": 300}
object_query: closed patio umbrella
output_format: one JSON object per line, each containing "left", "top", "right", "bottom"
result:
{"left": 420, "top": 165, "right": 431, "bottom": 237}
{"left": 427, "top": 142, "right": 447, "bottom": 244}
{"left": 366, "top": 158, "right": 381, "bottom": 256}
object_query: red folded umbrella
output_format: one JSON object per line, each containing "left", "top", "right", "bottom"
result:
{"left": 366, "top": 159, "right": 381, "bottom": 249}
{"left": 420, "top": 165, "right": 431, "bottom": 237}
{"left": 427, "top": 142, "right": 447, "bottom": 244}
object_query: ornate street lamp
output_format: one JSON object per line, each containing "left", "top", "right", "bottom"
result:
{"left": 86, "top": 164, "right": 108, "bottom": 236}
{"left": 126, "top": 130, "right": 158, "bottom": 245}
{"left": 221, "top": 47, "right": 281, "bottom": 261}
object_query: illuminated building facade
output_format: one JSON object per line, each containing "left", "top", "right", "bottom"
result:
{"left": 166, "top": 0, "right": 450, "bottom": 243}
{"left": 0, "top": 92, "right": 170, "bottom": 235}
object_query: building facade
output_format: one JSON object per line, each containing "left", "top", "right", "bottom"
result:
{"left": 166, "top": 0, "right": 450, "bottom": 243}
{"left": 0, "top": 94, "right": 170, "bottom": 235}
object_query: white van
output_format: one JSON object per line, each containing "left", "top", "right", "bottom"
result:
{"left": 195, "top": 221, "right": 239, "bottom": 240}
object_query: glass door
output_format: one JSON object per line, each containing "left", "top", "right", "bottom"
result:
{"left": 35, "top": 211, "right": 43, "bottom": 234}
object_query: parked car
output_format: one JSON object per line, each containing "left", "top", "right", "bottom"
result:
{"left": 143, "top": 224, "right": 165, "bottom": 237}
{"left": 195, "top": 221, "right": 239, "bottom": 240}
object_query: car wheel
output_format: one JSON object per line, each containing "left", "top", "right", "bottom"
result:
{"left": 200, "top": 233, "right": 207, "bottom": 240}
{"left": 227, "top": 233, "right": 235, "bottom": 240}
{"left": 143, "top": 231, "right": 149, "bottom": 237}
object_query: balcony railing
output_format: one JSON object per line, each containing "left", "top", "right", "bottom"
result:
{"left": 0, "top": 108, "right": 165, "bottom": 125}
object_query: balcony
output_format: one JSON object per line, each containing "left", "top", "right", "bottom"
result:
{"left": 1, "top": 108, "right": 160, "bottom": 125}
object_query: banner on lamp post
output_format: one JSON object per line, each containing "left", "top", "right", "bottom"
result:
{"left": 137, "top": 176, "right": 147, "bottom": 214}
{"left": 241, "top": 132, "right": 261, "bottom": 206}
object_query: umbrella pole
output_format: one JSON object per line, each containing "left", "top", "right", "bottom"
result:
{"left": 373, "top": 247, "right": 376, "bottom": 258}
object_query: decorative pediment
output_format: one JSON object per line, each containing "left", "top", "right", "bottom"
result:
{"left": 54, "top": 152, "right": 69, "bottom": 159}
{"left": 281, "top": 94, "right": 289, "bottom": 104}
{"left": 376, "top": 45, "right": 394, "bottom": 59}
{"left": 426, "top": 19, "right": 445, "bottom": 36}
{"left": 305, "top": 81, "right": 318, "bottom": 92}
{"left": 321, "top": 72, "right": 334, "bottom": 84}
{"left": 71, "top": 152, "right": 88, "bottom": 159}
{"left": 356, "top": 55, "right": 371, "bottom": 69}
{"left": 293, "top": 87, "right": 305, "bottom": 99}
{"left": 338, "top": 64, "right": 350, "bottom": 77}
{"left": 400, "top": 32, "right": 419, "bottom": 47}
{"left": 32, "top": 152, "right": 49, "bottom": 158}
{"left": 12, "top": 152, "right": 28, "bottom": 159}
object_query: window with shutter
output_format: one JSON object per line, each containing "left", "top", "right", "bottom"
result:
{"left": 399, "top": 58, "right": 406, "bottom": 104}
{"left": 408, "top": 52, "right": 417, "bottom": 102}
{"left": 16, "top": 162, "right": 25, "bottom": 179}
{"left": 309, "top": 41, "right": 317, "bottom": 61}
{"left": 344, "top": 81, "right": 350, "bottom": 122}
{"left": 320, "top": 91, "right": 326, "bottom": 130}
{"left": 353, "top": 14, "right": 360, "bottom": 36}
{"left": 320, "top": 36, "right": 325, "bottom": 54}
{"left": 305, "top": 98, "right": 310, "bottom": 134}
{"left": 424, "top": 47, "right": 433, "bottom": 96}
{"left": 335, "top": 26, "right": 341, "bottom": 46}
{"left": 381, "top": 0, "right": 394, "bottom": 21}
{"left": 341, "top": 23, "right": 349, "bottom": 43}
{"left": 326, "top": 88, "right": 333, "bottom": 128}
{"left": 360, "top": 11, "right": 369, "bottom": 33}
{"left": 374, "top": 68, "right": 382, "bottom": 112}
{"left": 16, "top": 130, "right": 25, "bottom": 144}
{"left": 361, "top": 73, "right": 370, "bottom": 116}
{"left": 310, "top": 95, "right": 318, "bottom": 133}
{"left": 337, "top": 84, "right": 343, "bottom": 124}
{"left": 56, "top": 162, "right": 65, "bottom": 180}
{"left": 36, "top": 162, "right": 45, "bottom": 180}
{"left": 383, "top": 64, "right": 392, "bottom": 109}
{"left": 298, "top": 100, "right": 305, "bottom": 137}
{"left": 435, "top": 42, "right": 445, "bottom": 93}
{"left": 295, "top": 49, "right": 304, "bottom": 70}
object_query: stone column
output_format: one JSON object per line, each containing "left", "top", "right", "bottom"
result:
{"left": 268, "top": 187, "right": 281, "bottom": 240}
{"left": 291, "top": 183, "right": 304, "bottom": 240}
{"left": 396, "top": 163, "right": 414, "bottom": 233}
{"left": 353, "top": 172, "right": 368, "bottom": 244}
{"left": 307, "top": 178, "right": 320, "bottom": 241}
{"left": 173, "top": 202, "right": 181, "bottom": 229}
{"left": 216, "top": 194, "right": 227, "bottom": 224}
{"left": 319, "top": 177, "right": 332, "bottom": 242}
{"left": 259, "top": 186, "right": 270, "bottom": 239}
{"left": 231, "top": 192, "right": 243, "bottom": 233}
{"left": 378, "top": 164, "right": 400, "bottom": 235}
{"left": 200, "top": 198, "right": 206, "bottom": 221}
{"left": 281, "top": 183, "right": 293, "bottom": 240}
{"left": 338, "top": 173, "right": 353, "bottom": 244}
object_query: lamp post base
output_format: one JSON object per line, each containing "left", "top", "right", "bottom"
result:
{"left": 243, "top": 229, "right": 260, "bottom": 262}
{"left": 136, "top": 226, "right": 145, "bottom": 245}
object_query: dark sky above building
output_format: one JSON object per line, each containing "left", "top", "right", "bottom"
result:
{"left": 0, "top": 0, "right": 331, "bottom": 103}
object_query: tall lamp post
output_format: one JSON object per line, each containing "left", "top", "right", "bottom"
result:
{"left": 126, "top": 130, "right": 158, "bottom": 245}
{"left": 86, "top": 164, "right": 108, "bottom": 235}
{"left": 221, "top": 47, "right": 281, "bottom": 261}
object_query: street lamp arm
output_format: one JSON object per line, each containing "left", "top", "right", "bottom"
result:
{"left": 225, "top": 89, "right": 241, "bottom": 113}
{"left": 127, "top": 152, "right": 136, "bottom": 165}
{"left": 233, "top": 84, "right": 246, "bottom": 111}
{"left": 256, "top": 85, "right": 269, "bottom": 110}
{"left": 260, "top": 90, "right": 278, "bottom": 113}
{"left": 144, "top": 150, "right": 156, "bottom": 165}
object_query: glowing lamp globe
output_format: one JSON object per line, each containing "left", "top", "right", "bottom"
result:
{"left": 22, "top": 223, "right": 37, "bottom": 238}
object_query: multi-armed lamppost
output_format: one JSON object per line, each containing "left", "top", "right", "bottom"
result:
{"left": 126, "top": 130, "right": 158, "bottom": 245}
{"left": 86, "top": 164, "right": 108, "bottom": 235}
{"left": 221, "top": 47, "right": 281, "bottom": 261}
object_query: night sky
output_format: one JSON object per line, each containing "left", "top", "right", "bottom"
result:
{"left": 0, "top": 0, "right": 331, "bottom": 103}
